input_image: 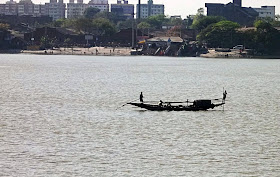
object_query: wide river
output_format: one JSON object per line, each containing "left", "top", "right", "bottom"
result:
{"left": 0, "top": 54, "right": 279, "bottom": 176}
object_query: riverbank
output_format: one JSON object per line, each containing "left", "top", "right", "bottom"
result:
{"left": 1, "top": 47, "right": 280, "bottom": 59}
{"left": 200, "top": 49, "right": 249, "bottom": 58}
{"left": 200, "top": 49, "right": 280, "bottom": 59}
{"left": 1, "top": 47, "right": 131, "bottom": 56}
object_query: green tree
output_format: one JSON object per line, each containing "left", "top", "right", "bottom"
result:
{"left": 197, "top": 8, "right": 204, "bottom": 16}
{"left": 138, "top": 22, "right": 151, "bottom": 36}
{"left": 74, "top": 18, "right": 94, "bottom": 33}
{"left": 0, "top": 23, "right": 10, "bottom": 30}
{"left": 254, "top": 20, "right": 280, "bottom": 54}
{"left": 137, "top": 22, "right": 151, "bottom": 30}
{"left": 40, "top": 36, "right": 57, "bottom": 49}
{"left": 145, "top": 14, "right": 168, "bottom": 29}
{"left": 185, "top": 15, "right": 194, "bottom": 29}
{"left": 53, "top": 19, "right": 66, "bottom": 27}
{"left": 94, "top": 11, "right": 122, "bottom": 24}
{"left": 214, "top": 20, "right": 240, "bottom": 30}
{"left": 254, "top": 16, "right": 280, "bottom": 27}
{"left": 271, "top": 20, "right": 280, "bottom": 27}
{"left": 92, "top": 18, "right": 116, "bottom": 36}
{"left": 190, "top": 8, "right": 206, "bottom": 29}
{"left": 170, "top": 18, "right": 183, "bottom": 26}
{"left": 198, "top": 20, "right": 240, "bottom": 48}
{"left": 239, "top": 29, "right": 257, "bottom": 50}
{"left": 117, "top": 19, "right": 134, "bottom": 30}
{"left": 255, "top": 17, "right": 274, "bottom": 24}
{"left": 275, "top": 14, "right": 280, "bottom": 21}
{"left": 64, "top": 38, "right": 72, "bottom": 48}
{"left": 192, "top": 16, "right": 225, "bottom": 31}
{"left": 61, "top": 19, "right": 76, "bottom": 28}
{"left": 254, "top": 20, "right": 273, "bottom": 31}
{"left": 84, "top": 7, "right": 100, "bottom": 19}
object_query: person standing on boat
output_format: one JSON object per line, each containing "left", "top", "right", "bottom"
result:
{"left": 223, "top": 90, "right": 227, "bottom": 102}
{"left": 140, "top": 92, "right": 144, "bottom": 103}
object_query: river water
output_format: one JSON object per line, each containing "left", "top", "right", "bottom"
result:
{"left": 0, "top": 54, "right": 279, "bottom": 176}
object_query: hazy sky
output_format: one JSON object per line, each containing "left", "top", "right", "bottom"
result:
{"left": 13, "top": 0, "right": 280, "bottom": 18}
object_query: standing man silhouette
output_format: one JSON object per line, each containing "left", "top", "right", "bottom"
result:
{"left": 223, "top": 90, "right": 227, "bottom": 103}
{"left": 140, "top": 92, "right": 144, "bottom": 103}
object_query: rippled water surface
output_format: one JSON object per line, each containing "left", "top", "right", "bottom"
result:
{"left": 0, "top": 54, "right": 279, "bottom": 176}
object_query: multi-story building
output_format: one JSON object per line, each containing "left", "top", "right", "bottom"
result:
{"left": 88, "top": 0, "right": 109, "bottom": 12}
{"left": 67, "top": 0, "right": 88, "bottom": 19}
{"left": 45, "top": 0, "right": 66, "bottom": 21}
{"left": 67, "top": 0, "right": 109, "bottom": 19}
{"left": 0, "top": 4, "right": 6, "bottom": 14}
{"left": 254, "top": 6, "right": 275, "bottom": 19}
{"left": 18, "top": 0, "right": 35, "bottom": 16}
{"left": 33, "top": 4, "right": 46, "bottom": 16}
{"left": 205, "top": 0, "right": 259, "bottom": 26}
{"left": 0, "top": 0, "right": 47, "bottom": 17}
{"left": 111, "top": 0, "right": 134, "bottom": 19}
{"left": 136, "top": 0, "right": 164, "bottom": 19}
{"left": 0, "top": 0, "right": 17, "bottom": 15}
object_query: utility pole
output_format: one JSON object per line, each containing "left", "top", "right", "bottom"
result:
{"left": 132, "top": 17, "right": 135, "bottom": 48}
{"left": 133, "top": 0, "right": 141, "bottom": 49}
{"left": 138, "top": 0, "right": 141, "bottom": 19}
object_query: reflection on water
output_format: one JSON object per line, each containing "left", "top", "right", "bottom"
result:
{"left": 0, "top": 54, "right": 279, "bottom": 176}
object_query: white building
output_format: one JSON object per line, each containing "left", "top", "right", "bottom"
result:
{"left": 136, "top": 0, "right": 164, "bottom": 19}
{"left": 67, "top": 0, "right": 88, "bottom": 18}
{"left": 67, "top": 0, "right": 109, "bottom": 19}
{"left": 45, "top": 0, "right": 66, "bottom": 21}
{"left": 254, "top": 6, "right": 275, "bottom": 19}
{"left": 0, "top": 0, "right": 46, "bottom": 16}
{"left": 88, "top": 0, "right": 109, "bottom": 12}
{"left": 18, "top": 0, "right": 33, "bottom": 15}
{"left": 0, "top": 0, "right": 18, "bottom": 15}
{"left": 34, "top": 4, "right": 46, "bottom": 16}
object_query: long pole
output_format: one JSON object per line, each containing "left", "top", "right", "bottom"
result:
{"left": 116, "top": 98, "right": 139, "bottom": 110}
{"left": 223, "top": 87, "right": 225, "bottom": 111}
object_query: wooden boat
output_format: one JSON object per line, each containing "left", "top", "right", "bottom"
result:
{"left": 128, "top": 99, "right": 225, "bottom": 111}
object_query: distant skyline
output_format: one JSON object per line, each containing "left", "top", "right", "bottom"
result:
{"left": 10, "top": 0, "right": 280, "bottom": 18}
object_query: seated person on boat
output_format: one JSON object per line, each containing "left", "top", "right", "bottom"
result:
{"left": 159, "top": 100, "right": 163, "bottom": 107}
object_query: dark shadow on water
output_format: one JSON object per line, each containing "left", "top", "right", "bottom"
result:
{"left": 135, "top": 110, "right": 148, "bottom": 113}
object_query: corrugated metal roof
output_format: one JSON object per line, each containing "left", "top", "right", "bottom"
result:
{"left": 147, "top": 37, "right": 183, "bottom": 43}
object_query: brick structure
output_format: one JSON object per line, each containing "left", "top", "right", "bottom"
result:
{"left": 24, "top": 27, "right": 84, "bottom": 45}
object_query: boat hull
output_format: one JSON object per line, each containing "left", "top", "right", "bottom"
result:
{"left": 128, "top": 102, "right": 224, "bottom": 111}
